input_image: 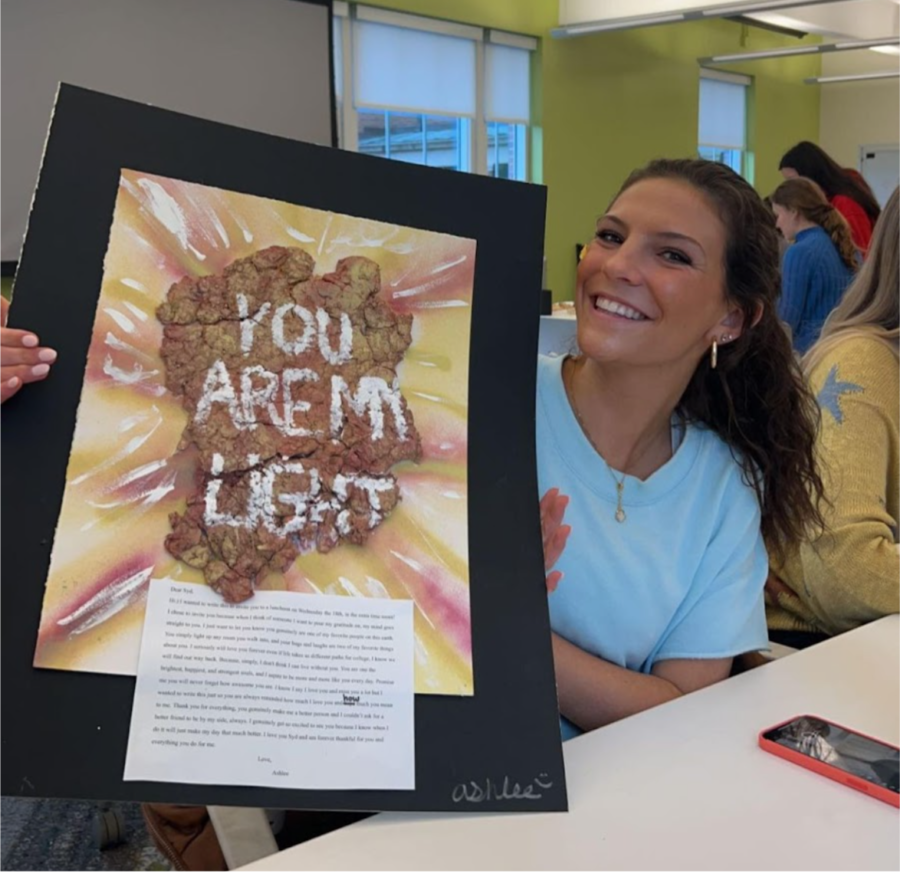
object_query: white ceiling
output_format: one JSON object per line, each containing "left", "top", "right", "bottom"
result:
{"left": 748, "top": 0, "right": 900, "bottom": 40}
{"left": 557, "top": 0, "right": 900, "bottom": 39}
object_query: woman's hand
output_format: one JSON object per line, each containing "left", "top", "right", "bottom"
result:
{"left": 540, "top": 487, "right": 571, "bottom": 593}
{"left": 1, "top": 296, "right": 57, "bottom": 403}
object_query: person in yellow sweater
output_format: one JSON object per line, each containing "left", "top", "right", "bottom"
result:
{"left": 767, "top": 186, "right": 899, "bottom": 647}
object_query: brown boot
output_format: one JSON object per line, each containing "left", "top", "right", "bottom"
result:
{"left": 142, "top": 803, "right": 226, "bottom": 871}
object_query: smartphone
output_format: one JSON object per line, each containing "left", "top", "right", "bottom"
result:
{"left": 760, "top": 715, "right": 899, "bottom": 808}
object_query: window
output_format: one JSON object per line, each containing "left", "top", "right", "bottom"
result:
{"left": 333, "top": 4, "right": 535, "bottom": 181}
{"left": 698, "top": 69, "right": 751, "bottom": 180}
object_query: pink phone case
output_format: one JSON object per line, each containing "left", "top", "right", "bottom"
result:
{"left": 759, "top": 715, "right": 899, "bottom": 808}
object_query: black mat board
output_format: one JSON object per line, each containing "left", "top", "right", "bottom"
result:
{"left": 1, "top": 84, "right": 566, "bottom": 813}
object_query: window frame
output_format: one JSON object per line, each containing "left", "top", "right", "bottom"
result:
{"left": 698, "top": 67, "right": 752, "bottom": 182}
{"left": 333, "top": 2, "right": 535, "bottom": 181}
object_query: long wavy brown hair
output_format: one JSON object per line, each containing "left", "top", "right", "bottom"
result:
{"left": 771, "top": 178, "right": 859, "bottom": 270}
{"left": 614, "top": 158, "right": 826, "bottom": 559}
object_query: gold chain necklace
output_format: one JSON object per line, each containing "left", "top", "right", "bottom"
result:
{"left": 563, "top": 362, "right": 629, "bottom": 523}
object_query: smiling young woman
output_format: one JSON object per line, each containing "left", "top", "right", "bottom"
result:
{"left": 539, "top": 158, "right": 826, "bottom": 738}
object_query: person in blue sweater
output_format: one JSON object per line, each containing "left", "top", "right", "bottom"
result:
{"left": 540, "top": 159, "right": 826, "bottom": 739}
{"left": 770, "top": 178, "right": 858, "bottom": 354}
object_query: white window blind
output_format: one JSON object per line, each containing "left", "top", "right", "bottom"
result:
{"left": 486, "top": 43, "right": 531, "bottom": 124}
{"left": 698, "top": 75, "right": 747, "bottom": 150}
{"left": 354, "top": 19, "right": 476, "bottom": 116}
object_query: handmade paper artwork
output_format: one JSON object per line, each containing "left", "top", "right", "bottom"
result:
{"left": 33, "top": 170, "right": 475, "bottom": 696}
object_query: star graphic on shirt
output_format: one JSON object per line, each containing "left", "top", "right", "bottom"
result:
{"left": 817, "top": 365, "right": 863, "bottom": 425}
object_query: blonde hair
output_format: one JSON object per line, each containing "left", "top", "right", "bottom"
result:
{"left": 803, "top": 186, "right": 899, "bottom": 375}
{"left": 771, "top": 177, "right": 859, "bottom": 271}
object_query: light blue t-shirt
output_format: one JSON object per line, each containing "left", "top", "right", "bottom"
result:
{"left": 537, "top": 355, "right": 768, "bottom": 740}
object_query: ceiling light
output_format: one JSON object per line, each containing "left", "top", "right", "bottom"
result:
{"left": 552, "top": 13, "right": 684, "bottom": 38}
{"left": 805, "top": 71, "right": 900, "bottom": 84}
{"left": 832, "top": 37, "right": 900, "bottom": 51}
{"left": 699, "top": 36, "right": 900, "bottom": 63}
{"left": 700, "top": 0, "right": 844, "bottom": 16}
{"left": 700, "top": 45, "right": 819, "bottom": 62}
{"left": 552, "top": 0, "right": 846, "bottom": 39}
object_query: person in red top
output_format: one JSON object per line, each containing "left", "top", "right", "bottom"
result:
{"left": 779, "top": 141, "right": 881, "bottom": 254}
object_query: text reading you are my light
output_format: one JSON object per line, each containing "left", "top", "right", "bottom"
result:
{"left": 194, "top": 293, "right": 410, "bottom": 442}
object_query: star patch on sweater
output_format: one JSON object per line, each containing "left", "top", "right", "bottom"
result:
{"left": 817, "top": 365, "right": 863, "bottom": 424}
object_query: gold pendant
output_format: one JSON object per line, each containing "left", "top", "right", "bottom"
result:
{"left": 615, "top": 481, "right": 626, "bottom": 522}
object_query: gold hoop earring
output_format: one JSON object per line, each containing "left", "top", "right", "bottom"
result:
{"left": 710, "top": 339, "right": 718, "bottom": 370}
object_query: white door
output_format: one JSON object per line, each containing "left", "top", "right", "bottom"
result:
{"left": 859, "top": 145, "right": 900, "bottom": 207}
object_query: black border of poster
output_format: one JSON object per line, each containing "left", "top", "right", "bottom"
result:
{"left": 0, "top": 85, "right": 566, "bottom": 813}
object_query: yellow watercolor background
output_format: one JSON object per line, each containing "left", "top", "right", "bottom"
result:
{"left": 34, "top": 170, "right": 475, "bottom": 696}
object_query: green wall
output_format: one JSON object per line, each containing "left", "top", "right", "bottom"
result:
{"left": 542, "top": 19, "right": 821, "bottom": 298}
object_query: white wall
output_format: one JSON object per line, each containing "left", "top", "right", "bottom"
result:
{"left": 1, "top": 0, "right": 334, "bottom": 262}
{"left": 818, "top": 49, "right": 900, "bottom": 169}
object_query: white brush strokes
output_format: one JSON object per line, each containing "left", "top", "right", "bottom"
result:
{"left": 120, "top": 278, "right": 148, "bottom": 293}
{"left": 226, "top": 207, "right": 254, "bottom": 243}
{"left": 72, "top": 407, "right": 162, "bottom": 485}
{"left": 384, "top": 242, "right": 415, "bottom": 255}
{"left": 390, "top": 550, "right": 425, "bottom": 574}
{"left": 317, "top": 214, "right": 333, "bottom": 256}
{"left": 136, "top": 177, "right": 189, "bottom": 247}
{"left": 56, "top": 565, "right": 154, "bottom": 636}
{"left": 304, "top": 576, "right": 324, "bottom": 594}
{"left": 325, "top": 224, "right": 412, "bottom": 256}
{"left": 104, "top": 308, "right": 137, "bottom": 334}
{"left": 414, "top": 632, "right": 429, "bottom": 666}
{"left": 389, "top": 266, "right": 417, "bottom": 288}
{"left": 87, "top": 470, "right": 177, "bottom": 510}
{"left": 428, "top": 254, "right": 467, "bottom": 275}
{"left": 440, "top": 490, "right": 464, "bottom": 500}
{"left": 110, "top": 459, "right": 170, "bottom": 489}
{"left": 119, "top": 410, "right": 151, "bottom": 434}
{"left": 285, "top": 226, "right": 316, "bottom": 243}
{"left": 122, "top": 301, "right": 149, "bottom": 322}
{"left": 338, "top": 576, "right": 365, "bottom": 598}
{"left": 102, "top": 356, "right": 165, "bottom": 395}
{"left": 191, "top": 193, "right": 230, "bottom": 248}
{"left": 408, "top": 300, "right": 469, "bottom": 309}
{"left": 105, "top": 332, "right": 155, "bottom": 362}
{"left": 410, "top": 391, "right": 443, "bottom": 403}
{"left": 136, "top": 177, "right": 206, "bottom": 261}
{"left": 364, "top": 576, "right": 391, "bottom": 599}
{"left": 391, "top": 277, "right": 446, "bottom": 299}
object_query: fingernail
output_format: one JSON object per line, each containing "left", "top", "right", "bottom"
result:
{"left": 38, "top": 348, "right": 57, "bottom": 363}
{"left": 22, "top": 335, "right": 38, "bottom": 348}
{"left": 31, "top": 363, "right": 50, "bottom": 377}
{"left": 7, "top": 377, "right": 20, "bottom": 389}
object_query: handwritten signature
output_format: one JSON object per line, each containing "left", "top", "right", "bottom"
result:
{"left": 451, "top": 774, "right": 554, "bottom": 803}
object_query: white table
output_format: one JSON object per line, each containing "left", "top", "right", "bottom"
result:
{"left": 242, "top": 616, "right": 900, "bottom": 871}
